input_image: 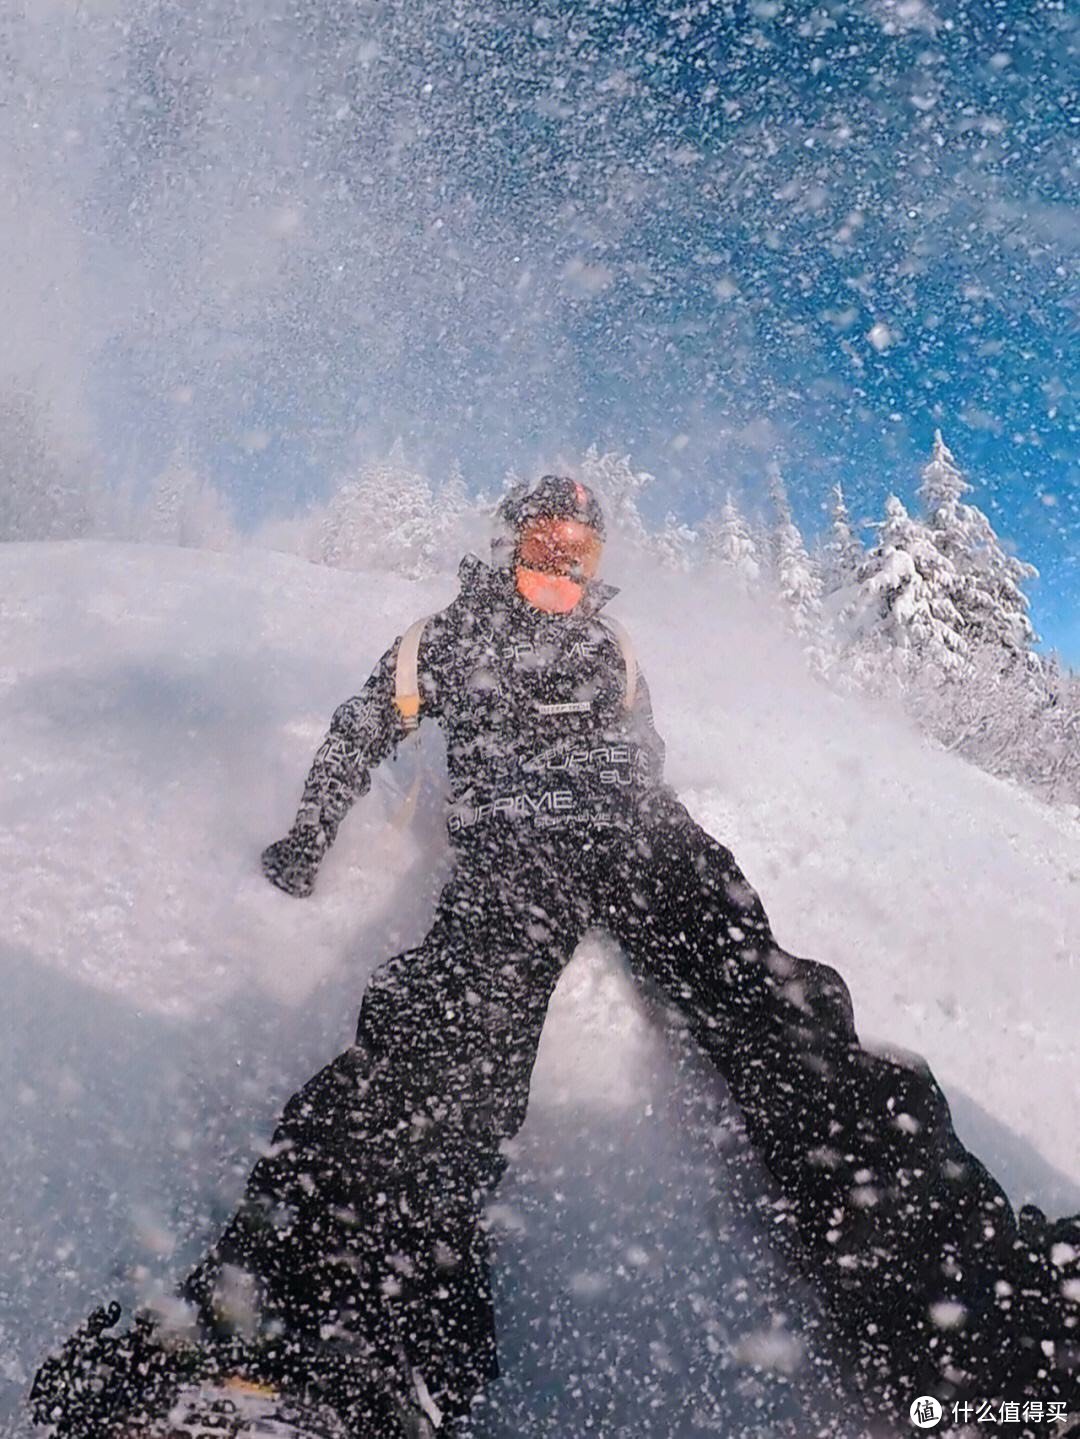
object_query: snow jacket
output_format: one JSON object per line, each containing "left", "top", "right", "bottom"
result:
{"left": 287, "top": 555, "right": 667, "bottom": 867}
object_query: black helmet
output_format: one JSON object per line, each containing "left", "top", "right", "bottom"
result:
{"left": 492, "top": 475, "right": 606, "bottom": 568}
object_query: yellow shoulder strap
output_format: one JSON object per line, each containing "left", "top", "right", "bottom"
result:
{"left": 393, "top": 617, "right": 431, "bottom": 731}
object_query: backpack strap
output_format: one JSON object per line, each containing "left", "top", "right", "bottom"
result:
{"left": 601, "top": 617, "right": 638, "bottom": 711}
{"left": 393, "top": 617, "right": 431, "bottom": 731}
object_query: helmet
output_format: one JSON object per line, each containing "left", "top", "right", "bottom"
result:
{"left": 492, "top": 475, "right": 606, "bottom": 569}
{"left": 492, "top": 475, "right": 606, "bottom": 614}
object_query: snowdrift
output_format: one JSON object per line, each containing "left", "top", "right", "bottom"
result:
{"left": 1, "top": 541, "right": 1077, "bottom": 1436}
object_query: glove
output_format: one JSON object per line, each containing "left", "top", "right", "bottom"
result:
{"left": 261, "top": 824, "right": 327, "bottom": 898}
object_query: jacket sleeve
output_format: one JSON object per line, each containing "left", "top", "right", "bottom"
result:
{"left": 292, "top": 639, "right": 411, "bottom": 845}
{"left": 629, "top": 665, "right": 667, "bottom": 779}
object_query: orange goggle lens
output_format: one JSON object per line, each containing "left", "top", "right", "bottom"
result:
{"left": 516, "top": 518, "right": 602, "bottom": 579}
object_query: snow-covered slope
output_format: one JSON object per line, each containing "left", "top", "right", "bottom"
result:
{"left": 1, "top": 541, "right": 1077, "bottom": 1436}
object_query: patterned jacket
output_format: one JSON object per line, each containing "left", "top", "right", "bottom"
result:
{"left": 271, "top": 555, "right": 668, "bottom": 892}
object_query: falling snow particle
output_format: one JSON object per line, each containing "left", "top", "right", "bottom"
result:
{"left": 867, "top": 323, "right": 893, "bottom": 352}
{"left": 929, "top": 1300, "right": 968, "bottom": 1330}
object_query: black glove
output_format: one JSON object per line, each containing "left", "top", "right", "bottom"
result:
{"left": 261, "top": 824, "right": 327, "bottom": 898}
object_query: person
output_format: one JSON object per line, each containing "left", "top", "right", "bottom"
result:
{"left": 32, "top": 477, "right": 1078, "bottom": 1438}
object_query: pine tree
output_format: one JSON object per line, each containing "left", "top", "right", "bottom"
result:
{"left": 498, "top": 465, "right": 526, "bottom": 501}
{"left": 767, "top": 466, "right": 823, "bottom": 635}
{"left": 433, "top": 458, "right": 475, "bottom": 569}
{"left": 486, "top": 466, "right": 530, "bottom": 569}
{"left": 382, "top": 438, "right": 439, "bottom": 577}
{"left": 317, "top": 479, "right": 356, "bottom": 569}
{"left": 701, "top": 491, "right": 761, "bottom": 588}
{"left": 820, "top": 483, "right": 864, "bottom": 596}
{"left": 179, "top": 477, "right": 233, "bottom": 550}
{"left": 1035, "top": 656, "right": 1080, "bottom": 806}
{"left": 441, "top": 458, "right": 468, "bottom": 516}
{"left": 104, "top": 473, "right": 142, "bottom": 542}
{"left": 653, "top": 512, "right": 696, "bottom": 571}
{"left": 838, "top": 495, "right": 966, "bottom": 675}
{"left": 766, "top": 464, "right": 794, "bottom": 538}
{"left": 143, "top": 453, "right": 191, "bottom": 544}
{"left": 142, "top": 451, "right": 233, "bottom": 549}
{"left": 319, "top": 441, "right": 437, "bottom": 577}
{"left": 579, "top": 447, "right": 652, "bottom": 547}
{"left": 911, "top": 646, "right": 1077, "bottom": 807}
{"left": 917, "top": 430, "right": 1038, "bottom": 656}
{"left": 749, "top": 510, "right": 773, "bottom": 581}
{"left": 0, "top": 386, "right": 91, "bottom": 541}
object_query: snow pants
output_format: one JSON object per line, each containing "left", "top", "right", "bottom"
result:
{"left": 181, "top": 800, "right": 1057, "bottom": 1426}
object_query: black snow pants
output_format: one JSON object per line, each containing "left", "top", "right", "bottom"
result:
{"left": 181, "top": 802, "right": 1059, "bottom": 1427}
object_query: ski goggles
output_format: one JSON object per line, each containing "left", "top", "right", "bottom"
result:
{"left": 515, "top": 516, "right": 603, "bottom": 580}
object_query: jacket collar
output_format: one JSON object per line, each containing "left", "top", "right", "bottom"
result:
{"left": 457, "top": 553, "right": 619, "bottom": 618}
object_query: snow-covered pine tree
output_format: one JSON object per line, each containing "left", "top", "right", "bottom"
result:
{"left": 319, "top": 441, "right": 437, "bottom": 577}
{"left": 102, "top": 476, "right": 133, "bottom": 542}
{"left": 653, "top": 512, "right": 696, "bottom": 571}
{"left": 579, "top": 447, "right": 652, "bottom": 548}
{"left": 766, "top": 463, "right": 793, "bottom": 537}
{"left": 486, "top": 466, "right": 530, "bottom": 569}
{"left": 749, "top": 510, "right": 773, "bottom": 582}
{"left": 316, "top": 474, "right": 360, "bottom": 569}
{"left": 909, "top": 645, "right": 1079, "bottom": 809}
{"left": 142, "top": 451, "right": 233, "bottom": 549}
{"left": 441, "top": 458, "right": 468, "bottom": 516}
{"left": 836, "top": 495, "right": 967, "bottom": 678}
{"left": 917, "top": 430, "right": 1038, "bottom": 656}
{"left": 179, "top": 477, "right": 234, "bottom": 550}
{"left": 767, "top": 465, "right": 823, "bottom": 635}
{"left": 1033, "top": 656, "right": 1080, "bottom": 807}
{"left": 432, "top": 458, "right": 476, "bottom": 570}
{"left": 143, "top": 452, "right": 192, "bottom": 544}
{"left": 498, "top": 465, "right": 526, "bottom": 501}
{"left": 700, "top": 491, "right": 761, "bottom": 588}
{"left": 0, "top": 385, "right": 92, "bottom": 541}
{"left": 820, "top": 483, "right": 864, "bottom": 597}
{"left": 381, "top": 439, "right": 438, "bottom": 577}
{"left": 1058, "top": 669, "right": 1080, "bottom": 807}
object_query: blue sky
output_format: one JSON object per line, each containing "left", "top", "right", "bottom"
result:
{"left": 7, "top": 0, "right": 1077, "bottom": 655}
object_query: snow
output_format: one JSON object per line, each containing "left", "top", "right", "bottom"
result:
{"left": 1, "top": 540, "right": 1078, "bottom": 1435}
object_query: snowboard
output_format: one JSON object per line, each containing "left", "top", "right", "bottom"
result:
{"left": 132, "top": 1377, "right": 437, "bottom": 1439}
{"left": 123, "top": 1377, "right": 347, "bottom": 1438}
{"left": 30, "top": 1302, "right": 438, "bottom": 1439}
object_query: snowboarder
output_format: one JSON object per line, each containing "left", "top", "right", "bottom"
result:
{"left": 32, "top": 476, "right": 1078, "bottom": 1436}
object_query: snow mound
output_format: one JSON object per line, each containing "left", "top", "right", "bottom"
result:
{"left": 1, "top": 541, "right": 1077, "bottom": 1436}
